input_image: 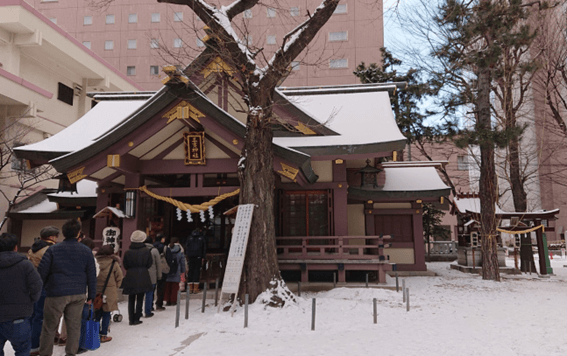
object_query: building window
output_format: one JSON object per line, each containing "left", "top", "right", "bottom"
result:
{"left": 82, "top": 41, "right": 91, "bottom": 49}
{"left": 244, "top": 35, "right": 253, "bottom": 46}
{"left": 281, "top": 191, "right": 329, "bottom": 237}
{"left": 57, "top": 82, "right": 74, "bottom": 106}
{"left": 267, "top": 8, "right": 276, "bottom": 18}
{"left": 127, "top": 66, "right": 136, "bottom": 76}
{"left": 151, "top": 13, "right": 160, "bottom": 23}
{"left": 334, "top": 4, "right": 347, "bottom": 14}
{"left": 104, "top": 40, "right": 114, "bottom": 50}
{"left": 329, "top": 31, "right": 348, "bottom": 42}
{"left": 196, "top": 38, "right": 205, "bottom": 47}
{"left": 11, "top": 144, "right": 33, "bottom": 173}
{"left": 127, "top": 39, "right": 137, "bottom": 49}
{"left": 173, "top": 38, "right": 182, "bottom": 48}
{"left": 49, "top": 18, "right": 57, "bottom": 24}
{"left": 329, "top": 58, "right": 348, "bottom": 68}
{"left": 290, "top": 7, "right": 300, "bottom": 17}
{"left": 128, "top": 14, "right": 137, "bottom": 23}
{"left": 150, "top": 39, "right": 159, "bottom": 48}
{"left": 457, "top": 155, "right": 469, "bottom": 170}
{"left": 266, "top": 35, "right": 276, "bottom": 45}
{"left": 291, "top": 61, "right": 300, "bottom": 71}
{"left": 243, "top": 9, "right": 252, "bottom": 18}
{"left": 83, "top": 16, "right": 92, "bottom": 25}
{"left": 150, "top": 65, "right": 159, "bottom": 75}
{"left": 174, "top": 12, "right": 183, "bottom": 22}
{"left": 106, "top": 14, "right": 115, "bottom": 24}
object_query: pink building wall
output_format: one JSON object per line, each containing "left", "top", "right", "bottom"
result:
{"left": 30, "top": 0, "right": 384, "bottom": 90}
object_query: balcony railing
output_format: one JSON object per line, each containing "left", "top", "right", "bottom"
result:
{"left": 276, "top": 235, "right": 386, "bottom": 260}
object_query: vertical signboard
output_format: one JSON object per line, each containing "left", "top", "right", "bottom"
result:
{"left": 220, "top": 204, "right": 254, "bottom": 296}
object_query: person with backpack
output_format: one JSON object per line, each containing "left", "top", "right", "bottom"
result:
{"left": 163, "top": 237, "right": 186, "bottom": 306}
{"left": 186, "top": 228, "right": 207, "bottom": 294}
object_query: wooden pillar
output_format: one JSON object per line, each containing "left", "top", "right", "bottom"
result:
{"left": 412, "top": 202, "right": 426, "bottom": 271}
{"left": 122, "top": 173, "right": 143, "bottom": 253}
{"left": 535, "top": 220, "right": 547, "bottom": 275}
{"left": 94, "top": 189, "right": 111, "bottom": 244}
{"left": 332, "top": 160, "right": 348, "bottom": 236}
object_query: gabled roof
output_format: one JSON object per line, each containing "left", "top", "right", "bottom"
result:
{"left": 274, "top": 86, "right": 407, "bottom": 156}
{"left": 453, "top": 196, "right": 560, "bottom": 219}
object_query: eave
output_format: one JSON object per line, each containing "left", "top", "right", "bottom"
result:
{"left": 348, "top": 187, "right": 451, "bottom": 200}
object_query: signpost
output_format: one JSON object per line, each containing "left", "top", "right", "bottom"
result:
{"left": 217, "top": 204, "right": 254, "bottom": 313}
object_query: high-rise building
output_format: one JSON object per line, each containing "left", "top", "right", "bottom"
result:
{"left": 29, "top": 0, "right": 384, "bottom": 90}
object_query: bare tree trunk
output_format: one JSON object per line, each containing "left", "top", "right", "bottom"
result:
{"left": 237, "top": 107, "right": 281, "bottom": 303}
{"left": 478, "top": 67, "right": 501, "bottom": 281}
{"left": 508, "top": 136, "right": 527, "bottom": 212}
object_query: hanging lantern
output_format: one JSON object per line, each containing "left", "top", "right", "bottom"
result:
{"left": 356, "top": 159, "right": 382, "bottom": 189}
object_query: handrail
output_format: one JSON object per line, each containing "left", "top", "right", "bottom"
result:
{"left": 276, "top": 235, "right": 389, "bottom": 260}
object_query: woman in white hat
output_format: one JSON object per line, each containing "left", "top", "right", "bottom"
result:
{"left": 120, "top": 230, "right": 153, "bottom": 326}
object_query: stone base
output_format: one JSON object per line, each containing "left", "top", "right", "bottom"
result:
{"left": 457, "top": 247, "right": 507, "bottom": 267}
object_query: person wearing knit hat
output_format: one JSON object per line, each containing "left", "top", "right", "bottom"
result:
{"left": 120, "top": 231, "right": 153, "bottom": 325}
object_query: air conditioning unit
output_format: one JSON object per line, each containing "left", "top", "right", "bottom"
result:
{"left": 470, "top": 231, "right": 479, "bottom": 247}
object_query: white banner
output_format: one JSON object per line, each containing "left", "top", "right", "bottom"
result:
{"left": 221, "top": 204, "right": 254, "bottom": 294}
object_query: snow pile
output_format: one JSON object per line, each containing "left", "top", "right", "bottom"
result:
{"left": 6, "top": 258, "right": 567, "bottom": 356}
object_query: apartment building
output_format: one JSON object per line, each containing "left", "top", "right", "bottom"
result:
{"left": 28, "top": 0, "right": 384, "bottom": 90}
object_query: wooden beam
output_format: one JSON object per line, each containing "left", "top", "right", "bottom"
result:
{"left": 139, "top": 158, "right": 239, "bottom": 175}
{"left": 142, "top": 186, "right": 239, "bottom": 197}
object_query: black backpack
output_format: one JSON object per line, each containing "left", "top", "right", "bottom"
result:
{"left": 165, "top": 247, "right": 179, "bottom": 275}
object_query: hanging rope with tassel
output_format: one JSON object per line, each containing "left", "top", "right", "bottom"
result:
{"left": 137, "top": 185, "right": 240, "bottom": 213}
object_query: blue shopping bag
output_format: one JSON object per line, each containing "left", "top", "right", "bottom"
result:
{"left": 79, "top": 304, "right": 100, "bottom": 350}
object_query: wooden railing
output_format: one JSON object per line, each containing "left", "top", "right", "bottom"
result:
{"left": 276, "top": 236, "right": 385, "bottom": 260}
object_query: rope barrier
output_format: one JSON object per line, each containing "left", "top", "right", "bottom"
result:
{"left": 496, "top": 225, "right": 544, "bottom": 235}
{"left": 137, "top": 185, "right": 240, "bottom": 213}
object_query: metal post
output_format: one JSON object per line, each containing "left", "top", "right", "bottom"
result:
{"left": 214, "top": 278, "right": 219, "bottom": 307}
{"left": 298, "top": 282, "right": 301, "bottom": 297}
{"left": 175, "top": 290, "right": 181, "bottom": 328}
{"left": 244, "top": 294, "right": 249, "bottom": 328}
{"left": 333, "top": 273, "right": 336, "bottom": 288}
{"left": 395, "top": 272, "right": 399, "bottom": 292}
{"left": 365, "top": 273, "right": 369, "bottom": 288}
{"left": 373, "top": 298, "right": 377, "bottom": 324}
{"left": 406, "top": 288, "right": 410, "bottom": 312}
{"left": 185, "top": 288, "right": 190, "bottom": 320}
{"left": 402, "top": 280, "right": 406, "bottom": 303}
{"left": 201, "top": 282, "right": 207, "bottom": 313}
{"left": 311, "top": 298, "right": 316, "bottom": 331}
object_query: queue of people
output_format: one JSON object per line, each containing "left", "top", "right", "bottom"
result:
{"left": 0, "top": 220, "right": 208, "bottom": 356}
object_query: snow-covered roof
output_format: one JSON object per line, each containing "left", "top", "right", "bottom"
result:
{"left": 454, "top": 197, "right": 506, "bottom": 215}
{"left": 381, "top": 166, "right": 449, "bottom": 192}
{"left": 14, "top": 100, "right": 147, "bottom": 154}
{"left": 274, "top": 90, "right": 405, "bottom": 149}
{"left": 47, "top": 179, "right": 97, "bottom": 199}
{"left": 17, "top": 198, "right": 58, "bottom": 213}
{"left": 93, "top": 206, "right": 128, "bottom": 219}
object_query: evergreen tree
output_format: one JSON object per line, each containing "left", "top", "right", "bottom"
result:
{"left": 422, "top": 203, "right": 450, "bottom": 260}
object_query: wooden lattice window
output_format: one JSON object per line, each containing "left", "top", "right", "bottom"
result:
{"left": 281, "top": 190, "right": 330, "bottom": 237}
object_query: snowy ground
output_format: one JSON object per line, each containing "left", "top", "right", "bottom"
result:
{"left": 6, "top": 257, "right": 567, "bottom": 356}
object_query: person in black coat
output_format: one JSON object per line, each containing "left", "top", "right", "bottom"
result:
{"left": 185, "top": 228, "right": 206, "bottom": 294}
{"left": 121, "top": 231, "right": 153, "bottom": 326}
{"left": 0, "top": 233, "right": 43, "bottom": 356}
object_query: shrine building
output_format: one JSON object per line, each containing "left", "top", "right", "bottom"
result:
{"left": 14, "top": 52, "right": 451, "bottom": 282}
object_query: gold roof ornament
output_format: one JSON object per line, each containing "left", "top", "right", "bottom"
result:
{"left": 294, "top": 122, "right": 316, "bottom": 135}
{"left": 277, "top": 162, "right": 299, "bottom": 181}
{"left": 163, "top": 101, "right": 205, "bottom": 124}
{"left": 161, "top": 65, "right": 189, "bottom": 85}
{"left": 201, "top": 57, "right": 235, "bottom": 78}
